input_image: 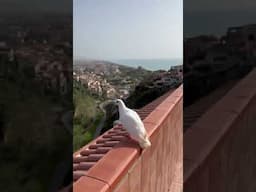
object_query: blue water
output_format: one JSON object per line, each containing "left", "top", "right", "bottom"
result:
{"left": 111, "top": 58, "right": 183, "bottom": 71}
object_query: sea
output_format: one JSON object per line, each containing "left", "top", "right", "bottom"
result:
{"left": 111, "top": 58, "right": 182, "bottom": 71}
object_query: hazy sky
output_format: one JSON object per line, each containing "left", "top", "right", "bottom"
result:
{"left": 0, "top": 0, "right": 72, "bottom": 14}
{"left": 74, "top": 0, "right": 183, "bottom": 60}
{"left": 184, "top": 0, "right": 256, "bottom": 37}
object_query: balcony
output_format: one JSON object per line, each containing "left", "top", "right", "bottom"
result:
{"left": 184, "top": 69, "right": 256, "bottom": 191}
{"left": 70, "top": 85, "right": 183, "bottom": 192}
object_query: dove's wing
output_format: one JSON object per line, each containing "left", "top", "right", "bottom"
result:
{"left": 130, "top": 110, "right": 144, "bottom": 126}
{"left": 120, "top": 108, "right": 147, "bottom": 141}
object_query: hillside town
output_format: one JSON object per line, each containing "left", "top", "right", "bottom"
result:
{"left": 0, "top": 15, "right": 72, "bottom": 97}
{"left": 73, "top": 61, "right": 183, "bottom": 99}
{"left": 146, "top": 65, "right": 183, "bottom": 89}
{"left": 184, "top": 24, "right": 256, "bottom": 106}
{"left": 73, "top": 70, "right": 118, "bottom": 98}
{"left": 184, "top": 24, "right": 256, "bottom": 73}
{"left": 0, "top": 14, "right": 73, "bottom": 192}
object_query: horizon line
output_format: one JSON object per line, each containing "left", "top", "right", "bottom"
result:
{"left": 74, "top": 57, "right": 183, "bottom": 61}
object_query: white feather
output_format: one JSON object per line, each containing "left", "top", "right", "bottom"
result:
{"left": 115, "top": 99, "right": 151, "bottom": 148}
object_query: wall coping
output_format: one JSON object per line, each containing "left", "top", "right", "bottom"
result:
{"left": 184, "top": 69, "right": 256, "bottom": 182}
{"left": 73, "top": 85, "right": 183, "bottom": 192}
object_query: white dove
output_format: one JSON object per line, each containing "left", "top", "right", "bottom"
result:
{"left": 113, "top": 99, "right": 151, "bottom": 149}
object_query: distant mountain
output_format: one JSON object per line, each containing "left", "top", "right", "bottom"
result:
{"left": 74, "top": 59, "right": 133, "bottom": 68}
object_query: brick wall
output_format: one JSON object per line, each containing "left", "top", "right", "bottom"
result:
{"left": 184, "top": 69, "right": 256, "bottom": 192}
{"left": 73, "top": 86, "right": 183, "bottom": 192}
{"left": 113, "top": 88, "right": 183, "bottom": 192}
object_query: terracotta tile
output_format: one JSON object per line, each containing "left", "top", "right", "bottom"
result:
{"left": 76, "top": 162, "right": 95, "bottom": 171}
{"left": 73, "top": 135, "right": 103, "bottom": 157}
{"left": 96, "top": 138, "right": 110, "bottom": 144}
{"left": 73, "top": 156, "right": 88, "bottom": 163}
{"left": 73, "top": 176, "right": 109, "bottom": 192}
{"left": 88, "top": 144, "right": 105, "bottom": 149}
{"left": 73, "top": 163, "right": 80, "bottom": 171}
{"left": 86, "top": 154, "right": 105, "bottom": 161}
{"left": 73, "top": 170, "right": 87, "bottom": 181}
{"left": 102, "top": 134, "right": 114, "bottom": 138}
{"left": 80, "top": 149, "right": 95, "bottom": 156}
{"left": 111, "top": 135, "right": 126, "bottom": 140}
{"left": 96, "top": 147, "right": 112, "bottom": 154}
{"left": 103, "top": 141, "right": 120, "bottom": 147}
{"left": 86, "top": 141, "right": 140, "bottom": 190}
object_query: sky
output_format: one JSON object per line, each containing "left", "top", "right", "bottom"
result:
{"left": 0, "top": 0, "right": 72, "bottom": 14}
{"left": 74, "top": 0, "right": 183, "bottom": 61}
{"left": 184, "top": 0, "right": 256, "bottom": 37}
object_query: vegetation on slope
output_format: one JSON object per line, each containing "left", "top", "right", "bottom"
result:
{"left": 126, "top": 72, "right": 179, "bottom": 109}
{"left": 0, "top": 79, "right": 71, "bottom": 192}
{"left": 73, "top": 81, "right": 103, "bottom": 151}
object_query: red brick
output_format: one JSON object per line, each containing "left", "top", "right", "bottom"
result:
{"left": 86, "top": 141, "right": 140, "bottom": 190}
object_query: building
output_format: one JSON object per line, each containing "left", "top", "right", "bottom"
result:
{"left": 225, "top": 24, "right": 256, "bottom": 57}
{"left": 184, "top": 35, "right": 219, "bottom": 66}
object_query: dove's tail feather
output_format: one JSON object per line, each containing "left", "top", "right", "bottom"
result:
{"left": 139, "top": 137, "right": 151, "bottom": 149}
